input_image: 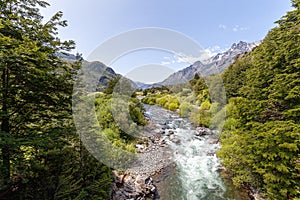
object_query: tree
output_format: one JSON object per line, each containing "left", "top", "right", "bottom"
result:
{"left": 104, "top": 77, "right": 121, "bottom": 94}
{"left": 218, "top": 1, "right": 300, "bottom": 198}
{"left": 0, "top": 0, "right": 81, "bottom": 196}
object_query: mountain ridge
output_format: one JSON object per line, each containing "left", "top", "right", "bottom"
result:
{"left": 57, "top": 53, "right": 122, "bottom": 91}
{"left": 57, "top": 40, "right": 261, "bottom": 89}
{"left": 159, "top": 40, "right": 261, "bottom": 86}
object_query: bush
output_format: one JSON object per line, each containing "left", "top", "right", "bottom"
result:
{"left": 200, "top": 100, "right": 211, "bottom": 110}
{"left": 179, "top": 102, "right": 193, "bottom": 117}
{"left": 168, "top": 102, "right": 179, "bottom": 111}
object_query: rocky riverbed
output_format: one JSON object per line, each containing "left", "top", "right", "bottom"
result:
{"left": 109, "top": 107, "right": 222, "bottom": 200}
{"left": 110, "top": 105, "right": 252, "bottom": 200}
{"left": 110, "top": 119, "right": 175, "bottom": 200}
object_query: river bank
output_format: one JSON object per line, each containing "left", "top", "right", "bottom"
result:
{"left": 110, "top": 105, "right": 252, "bottom": 200}
{"left": 110, "top": 117, "right": 174, "bottom": 199}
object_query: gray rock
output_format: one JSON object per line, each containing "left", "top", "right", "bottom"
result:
{"left": 161, "top": 41, "right": 260, "bottom": 85}
{"left": 195, "top": 127, "right": 213, "bottom": 136}
{"left": 171, "top": 138, "right": 181, "bottom": 144}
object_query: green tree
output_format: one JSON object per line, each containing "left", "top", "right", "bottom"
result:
{"left": 0, "top": 0, "right": 93, "bottom": 198}
{"left": 218, "top": 1, "right": 300, "bottom": 198}
{"left": 189, "top": 75, "right": 207, "bottom": 96}
{"left": 104, "top": 77, "right": 120, "bottom": 94}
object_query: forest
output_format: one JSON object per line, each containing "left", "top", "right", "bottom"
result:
{"left": 217, "top": 1, "right": 300, "bottom": 198}
{"left": 0, "top": 1, "right": 148, "bottom": 199}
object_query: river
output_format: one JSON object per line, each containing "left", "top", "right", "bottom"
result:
{"left": 144, "top": 105, "right": 249, "bottom": 200}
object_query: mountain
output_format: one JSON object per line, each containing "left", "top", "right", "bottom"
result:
{"left": 160, "top": 61, "right": 204, "bottom": 85}
{"left": 135, "top": 82, "right": 154, "bottom": 89}
{"left": 57, "top": 41, "right": 261, "bottom": 90}
{"left": 56, "top": 52, "right": 83, "bottom": 61}
{"left": 83, "top": 61, "right": 121, "bottom": 91}
{"left": 81, "top": 61, "right": 139, "bottom": 91}
{"left": 202, "top": 41, "right": 261, "bottom": 74}
{"left": 160, "top": 41, "right": 261, "bottom": 85}
{"left": 56, "top": 53, "right": 121, "bottom": 91}
{"left": 57, "top": 53, "right": 140, "bottom": 91}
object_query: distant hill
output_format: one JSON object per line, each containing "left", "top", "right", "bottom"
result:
{"left": 159, "top": 61, "right": 204, "bottom": 85}
{"left": 57, "top": 53, "right": 140, "bottom": 91}
{"left": 82, "top": 61, "right": 121, "bottom": 91}
{"left": 57, "top": 53, "right": 121, "bottom": 91}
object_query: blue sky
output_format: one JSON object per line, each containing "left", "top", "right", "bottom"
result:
{"left": 40, "top": 0, "right": 293, "bottom": 83}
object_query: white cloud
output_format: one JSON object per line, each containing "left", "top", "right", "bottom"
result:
{"left": 205, "top": 45, "right": 228, "bottom": 57}
{"left": 161, "top": 56, "right": 176, "bottom": 65}
{"left": 218, "top": 24, "right": 249, "bottom": 32}
{"left": 160, "top": 50, "right": 210, "bottom": 66}
{"left": 233, "top": 25, "right": 239, "bottom": 32}
{"left": 240, "top": 27, "right": 249, "bottom": 31}
{"left": 161, "top": 61, "right": 172, "bottom": 65}
{"left": 174, "top": 55, "right": 187, "bottom": 63}
{"left": 174, "top": 52, "right": 210, "bottom": 64}
{"left": 233, "top": 25, "right": 249, "bottom": 32}
{"left": 205, "top": 46, "right": 221, "bottom": 57}
{"left": 218, "top": 24, "right": 227, "bottom": 30}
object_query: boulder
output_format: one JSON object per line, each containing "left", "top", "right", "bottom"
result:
{"left": 166, "top": 130, "right": 175, "bottom": 136}
{"left": 195, "top": 127, "right": 213, "bottom": 136}
{"left": 171, "top": 138, "right": 181, "bottom": 144}
{"left": 111, "top": 173, "right": 157, "bottom": 200}
{"left": 135, "top": 144, "right": 145, "bottom": 153}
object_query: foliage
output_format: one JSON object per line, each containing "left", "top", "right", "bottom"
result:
{"left": 142, "top": 73, "right": 226, "bottom": 129}
{"left": 222, "top": 56, "right": 252, "bottom": 99}
{"left": 179, "top": 101, "right": 193, "bottom": 117}
{"left": 156, "top": 94, "right": 180, "bottom": 111}
{"left": 189, "top": 73, "right": 207, "bottom": 96}
{"left": 0, "top": 1, "right": 113, "bottom": 199}
{"left": 142, "top": 93, "right": 180, "bottom": 111}
{"left": 95, "top": 90, "right": 146, "bottom": 152}
{"left": 104, "top": 76, "right": 121, "bottom": 94}
{"left": 218, "top": 3, "right": 300, "bottom": 199}
{"left": 190, "top": 100, "right": 211, "bottom": 127}
{"left": 142, "top": 86, "right": 170, "bottom": 96}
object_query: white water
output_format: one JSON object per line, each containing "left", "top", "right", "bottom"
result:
{"left": 145, "top": 105, "right": 245, "bottom": 200}
{"left": 168, "top": 128, "right": 226, "bottom": 199}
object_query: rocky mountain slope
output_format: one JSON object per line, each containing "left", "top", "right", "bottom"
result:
{"left": 160, "top": 41, "right": 261, "bottom": 85}
{"left": 57, "top": 52, "right": 121, "bottom": 91}
{"left": 160, "top": 61, "right": 204, "bottom": 85}
{"left": 83, "top": 61, "right": 121, "bottom": 91}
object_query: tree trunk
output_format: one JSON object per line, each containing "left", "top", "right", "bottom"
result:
{"left": 1, "top": 67, "right": 10, "bottom": 185}
{"left": 2, "top": 144, "right": 10, "bottom": 184}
